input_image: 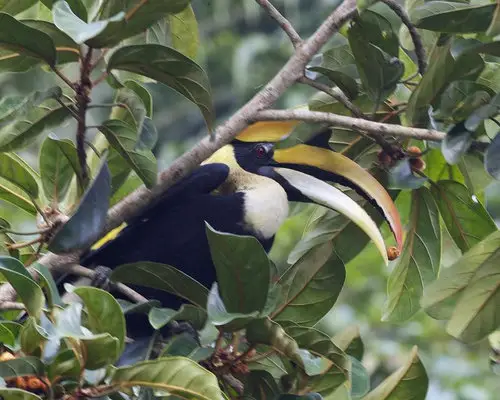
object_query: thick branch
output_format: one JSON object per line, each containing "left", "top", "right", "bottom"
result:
{"left": 256, "top": 0, "right": 302, "bottom": 47}
{"left": 0, "top": 0, "right": 358, "bottom": 300}
{"left": 255, "top": 109, "right": 446, "bottom": 141}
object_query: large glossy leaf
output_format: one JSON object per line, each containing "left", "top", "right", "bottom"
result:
{"left": 107, "top": 44, "right": 214, "bottom": 131}
{"left": 332, "top": 325, "right": 364, "bottom": 361}
{"left": 273, "top": 242, "right": 345, "bottom": 326}
{"left": 0, "top": 356, "right": 44, "bottom": 378}
{"left": 243, "top": 370, "right": 281, "bottom": 400}
{"left": 430, "top": 180, "right": 496, "bottom": 253}
{"left": 364, "top": 346, "right": 428, "bottom": 400}
{"left": 99, "top": 119, "right": 157, "bottom": 189}
{"left": 48, "top": 158, "right": 110, "bottom": 253}
{"left": 0, "top": 13, "right": 56, "bottom": 66}
{"left": 205, "top": 225, "right": 270, "bottom": 314}
{"left": 110, "top": 357, "right": 224, "bottom": 400}
{"left": 0, "top": 388, "right": 43, "bottom": 400}
{"left": 53, "top": 0, "right": 124, "bottom": 44}
{"left": 485, "top": 131, "right": 500, "bottom": 180}
{"left": 412, "top": 2, "right": 496, "bottom": 33}
{"left": 73, "top": 286, "right": 126, "bottom": 354}
{"left": 422, "top": 231, "right": 500, "bottom": 320}
{"left": 282, "top": 322, "right": 349, "bottom": 397}
{"left": 0, "top": 103, "right": 70, "bottom": 152}
{"left": 39, "top": 134, "right": 82, "bottom": 203}
{"left": 87, "top": 0, "right": 190, "bottom": 48}
{"left": 0, "top": 181, "right": 36, "bottom": 215}
{"left": 110, "top": 262, "right": 209, "bottom": 309}
{"left": 0, "top": 0, "right": 37, "bottom": 15}
{"left": 0, "top": 153, "right": 39, "bottom": 199}
{"left": 383, "top": 188, "right": 441, "bottom": 322}
{"left": 169, "top": 4, "right": 199, "bottom": 60}
{"left": 0, "top": 256, "right": 44, "bottom": 318}
{"left": 308, "top": 43, "right": 359, "bottom": 100}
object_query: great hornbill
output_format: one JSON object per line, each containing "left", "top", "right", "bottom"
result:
{"left": 79, "top": 121, "right": 402, "bottom": 298}
{"left": 76, "top": 122, "right": 402, "bottom": 345}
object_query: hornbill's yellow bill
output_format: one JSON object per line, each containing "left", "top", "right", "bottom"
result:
{"left": 235, "top": 121, "right": 404, "bottom": 261}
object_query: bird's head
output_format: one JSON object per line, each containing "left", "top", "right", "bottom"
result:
{"left": 204, "top": 121, "right": 403, "bottom": 265}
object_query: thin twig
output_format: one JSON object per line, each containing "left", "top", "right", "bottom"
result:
{"left": 87, "top": 103, "right": 128, "bottom": 109}
{"left": 255, "top": 108, "right": 446, "bottom": 141}
{"left": 299, "top": 76, "right": 364, "bottom": 118}
{"left": 66, "top": 264, "right": 147, "bottom": 303}
{"left": 51, "top": 67, "right": 76, "bottom": 91}
{"left": 7, "top": 237, "right": 43, "bottom": 250}
{"left": 55, "top": 98, "right": 83, "bottom": 123}
{"left": 92, "top": 72, "right": 109, "bottom": 87}
{"left": 255, "top": 0, "right": 302, "bottom": 47}
{"left": 380, "top": 0, "right": 427, "bottom": 75}
{"left": 89, "top": 49, "right": 109, "bottom": 71}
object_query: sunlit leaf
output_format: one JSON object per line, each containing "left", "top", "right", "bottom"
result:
{"left": 0, "top": 182, "right": 36, "bottom": 215}
{"left": 110, "top": 357, "right": 224, "bottom": 400}
{"left": 364, "top": 346, "right": 428, "bottom": 399}
{"left": 383, "top": 188, "right": 441, "bottom": 322}
{"left": 87, "top": 0, "right": 190, "bottom": 48}
{"left": 332, "top": 325, "right": 364, "bottom": 361}
{"left": 39, "top": 134, "right": 83, "bottom": 203}
{"left": 0, "top": 153, "right": 39, "bottom": 199}
{"left": 0, "top": 0, "right": 38, "bottom": 16}
{"left": 73, "top": 286, "right": 126, "bottom": 354}
{"left": 0, "top": 13, "right": 56, "bottom": 66}
{"left": 168, "top": 4, "right": 199, "bottom": 59}
{"left": 430, "top": 180, "right": 496, "bottom": 252}
{"left": 53, "top": 0, "right": 124, "bottom": 44}
{"left": 48, "top": 158, "right": 110, "bottom": 253}
{"left": 99, "top": 119, "right": 157, "bottom": 189}
{"left": 412, "top": 2, "right": 496, "bottom": 33}
{"left": 110, "top": 262, "right": 209, "bottom": 309}
{"left": 422, "top": 231, "right": 500, "bottom": 320}
{"left": 41, "top": 0, "right": 88, "bottom": 21}
{"left": 107, "top": 44, "right": 215, "bottom": 131}
{"left": 0, "top": 102, "right": 70, "bottom": 152}
{"left": 0, "top": 256, "right": 44, "bottom": 318}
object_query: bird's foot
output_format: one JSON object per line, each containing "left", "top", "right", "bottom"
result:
{"left": 90, "top": 265, "right": 113, "bottom": 291}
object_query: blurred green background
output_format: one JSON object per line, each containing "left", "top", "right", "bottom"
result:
{"left": 0, "top": 1, "right": 498, "bottom": 398}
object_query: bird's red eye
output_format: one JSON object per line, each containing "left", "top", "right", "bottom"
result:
{"left": 255, "top": 145, "right": 267, "bottom": 158}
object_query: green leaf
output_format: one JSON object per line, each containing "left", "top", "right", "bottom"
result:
{"left": 273, "top": 242, "right": 345, "bottom": 326}
{"left": 441, "top": 122, "right": 473, "bottom": 165}
{"left": 110, "top": 262, "right": 209, "bottom": 309}
{"left": 0, "top": 388, "right": 43, "bottom": 400}
{"left": 0, "top": 87, "right": 62, "bottom": 127}
{"left": 73, "top": 286, "right": 126, "bottom": 354}
{"left": 0, "top": 323, "right": 16, "bottom": 347}
{"left": 205, "top": 225, "right": 270, "bottom": 315}
{"left": 0, "top": 256, "right": 44, "bottom": 318}
{"left": 282, "top": 322, "right": 349, "bottom": 396}
{"left": 485, "top": 132, "right": 500, "bottom": 180}
{"left": 39, "top": 134, "right": 82, "bottom": 203}
{"left": 20, "top": 317, "right": 48, "bottom": 355}
{"left": 430, "top": 180, "right": 496, "bottom": 253}
{"left": 485, "top": 181, "right": 500, "bottom": 228}
{"left": 0, "top": 182, "right": 36, "bottom": 215}
{"left": 383, "top": 188, "right": 441, "bottom": 322}
{"left": 0, "top": 0, "right": 38, "bottom": 16}
{"left": 110, "top": 357, "right": 224, "bottom": 400}
{"left": 0, "top": 153, "right": 39, "bottom": 199}
{"left": 0, "top": 356, "right": 44, "bottom": 379}
{"left": 422, "top": 231, "right": 500, "bottom": 320}
{"left": 160, "top": 333, "right": 211, "bottom": 362}
{"left": 53, "top": 0, "right": 125, "bottom": 44}
{"left": 412, "top": 2, "right": 496, "bottom": 33}
{"left": 243, "top": 370, "right": 281, "bottom": 400}
{"left": 364, "top": 346, "right": 428, "bottom": 399}
{"left": 487, "top": 3, "right": 500, "bottom": 36}
{"left": 47, "top": 349, "right": 80, "bottom": 381}
{"left": 350, "top": 356, "right": 370, "bottom": 399}
{"left": 81, "top": 333, "right": 121, "bottom": 370}
{"left": 124, "top": 79, "right": 153, "bottom": 118}
{"left": 0, "top": 13, "right": 56, "bottom": 67}
{"left": 48, "top": 158, "right": 111, "bottom": 253}
{"left": 32, "top": 262, "right": 63, "bottom": 308}
{"left": 332, "top": 325, "right": 364, "bottom": 361}
{"left": 87, "top": 0, "right": 190, "bottom": 48}
{"left": 149, "top": 304, "right": 207, "bottom": 331}
{"left": 107, "top": 44, "right": 215, "bottom": 131}
{"left": 41, "top": 0, "right": 88, "bottom": 21}
{"left": 99, "top": 120, "right": 157, "bottom": 189}
{"left": 308, "top": 44, "right": 359, "bottom": 100}
{"left": 168, "top": 4, "right": 199, "bottom": 60}
{"left": 0, "top": 103, "right": 70, "bottom": 152}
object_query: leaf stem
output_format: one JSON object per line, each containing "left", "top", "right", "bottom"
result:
{"left": 92, "top": 71, "right": 109, "bottom": 87}
{"left": 51, "top": 66, "right": 76, "bottom": 91}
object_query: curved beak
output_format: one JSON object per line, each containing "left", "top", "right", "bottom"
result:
{"left": 269, "top": 167, "right": 389, "bottom": 265}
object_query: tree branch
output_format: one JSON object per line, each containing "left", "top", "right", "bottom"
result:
{"left": 0, "top": 0, "right": 359, "bottom": 299}
{"left": 256, "top": 0, "right": 302, "bottom": 47}
{"left": 255, "top": 109, "right": 446, "bottom": 141}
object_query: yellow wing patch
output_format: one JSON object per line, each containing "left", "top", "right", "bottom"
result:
{"left": 90, "top": 223, "right": 127, "bottom": 251}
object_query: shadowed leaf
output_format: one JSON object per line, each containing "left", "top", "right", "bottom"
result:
{"left": 0, "top": 153, "right": 39, "bottom": 199}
